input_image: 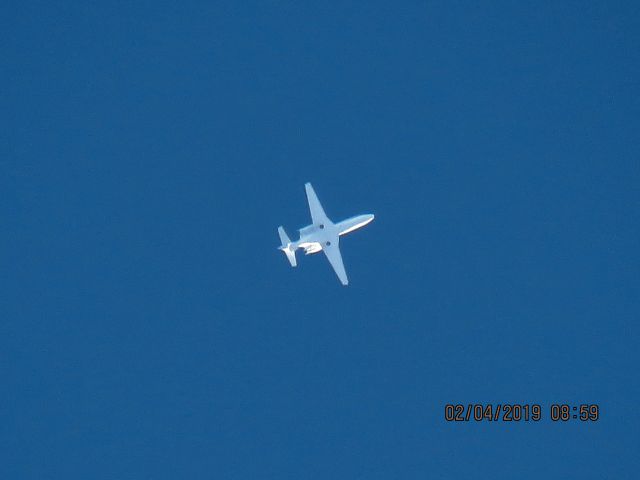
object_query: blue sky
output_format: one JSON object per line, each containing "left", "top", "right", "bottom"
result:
{"left": 2, "top": 2, "right": 639, "bottom": 478}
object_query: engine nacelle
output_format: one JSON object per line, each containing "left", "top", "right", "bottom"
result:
{"left": 304, "top": 244, "right": 322, "bottom": 255}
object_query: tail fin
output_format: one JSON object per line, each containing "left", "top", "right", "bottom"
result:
{"left": 277, "top": 226, "right": 297, "bottom": 267}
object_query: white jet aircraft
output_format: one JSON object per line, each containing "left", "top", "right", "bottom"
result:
{"left": 277, "top": 183, "right": 374, "bottom": 285}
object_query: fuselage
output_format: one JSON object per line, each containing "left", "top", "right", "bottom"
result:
{"left": 294, "top": 214, "right": 374, "bottom": 255}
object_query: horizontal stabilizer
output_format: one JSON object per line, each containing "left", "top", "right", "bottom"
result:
{"left": 278, "top": 226, "right": 297, "bottom": 267}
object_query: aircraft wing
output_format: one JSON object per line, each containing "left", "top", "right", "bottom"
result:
{"left": 323, "top": 236, "right": 349, "bottom": 285}
{"left": 305, "top": 182, "right": 329, "bottom": 225}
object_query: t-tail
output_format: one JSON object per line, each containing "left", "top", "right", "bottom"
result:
{"left": 277, "top": 226, "right": 297, "bottom": 267}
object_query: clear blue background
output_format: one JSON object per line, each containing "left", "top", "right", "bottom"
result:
{"left": 2, "top": 2, "right": 639, "bottom": 478}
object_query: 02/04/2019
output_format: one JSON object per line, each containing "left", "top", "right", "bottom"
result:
{"left": 444, "top": 404, "right": 600, "bottom": 422}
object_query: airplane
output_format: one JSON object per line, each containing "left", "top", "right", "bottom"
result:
{"left": 277, "top": 183, "right": 374, "bottom": 285}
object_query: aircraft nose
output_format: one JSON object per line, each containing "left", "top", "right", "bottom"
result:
{"left": 360, "top": 214, "right": 375, "bottom": 227}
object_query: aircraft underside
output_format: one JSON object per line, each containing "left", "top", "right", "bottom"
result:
{"left": 277, "top": 182, "right": 374, "bottom": 285}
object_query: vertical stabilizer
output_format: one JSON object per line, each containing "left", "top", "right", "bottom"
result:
{"left": 277, "top": 226, "right": 297, "bottom": 267}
